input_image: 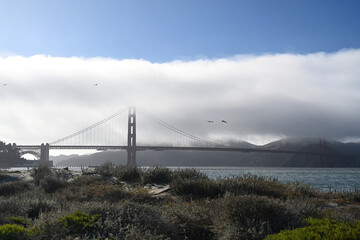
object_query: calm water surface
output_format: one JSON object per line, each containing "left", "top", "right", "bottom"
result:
{"left": 170, "top": 167, "right": 360, "bottom": 192}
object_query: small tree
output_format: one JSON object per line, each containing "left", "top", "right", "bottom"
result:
{"left": 0, "top": 141, "right": 23, "bottom": 165}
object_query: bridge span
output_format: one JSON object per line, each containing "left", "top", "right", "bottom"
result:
{"left": 16, "top": 108, "right": 322, "bottom": 167}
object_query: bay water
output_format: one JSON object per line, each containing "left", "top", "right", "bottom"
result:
{"left": 170, "top": 167, "right": 360, "bottom": 192}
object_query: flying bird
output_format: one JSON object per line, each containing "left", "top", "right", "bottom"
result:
{"left": 221, "top": 120, "right": 227, "bottom": 123}
{"left": 93, "top": 83, "right": 98, "bottom": 86}
{"left": 2, "top": 83, "right": 7, "bottom": 86}
{"left": 208, "top": 120, "right": 214, "bottom": 123}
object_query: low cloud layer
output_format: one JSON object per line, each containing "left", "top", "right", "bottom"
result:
{"left": 1, "top": 49, "right": 360, "bottom": 146}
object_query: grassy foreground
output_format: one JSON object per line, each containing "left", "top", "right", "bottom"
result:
{"left": 0, "top": 163, "right": 360, "bottom": 240}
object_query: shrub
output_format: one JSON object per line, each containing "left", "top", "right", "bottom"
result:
{"left": 0, "top": 198, "right": 27, "bottom": 223}
{"left": 220, "top": 175, "right": 287, "bottom": 199}
{"left": 95, "top": 163, "right": 144, "bottom": 183}
{"left": 221, "top": 194, "right": 301, "bottom": 239}
{"left": 55, "top": 184, "right": 130, "bottom": 202}
{"left": 40, "top": 175, "right": 68, "bottom": 193}
{"left": 114, "top": 166, "right": 143, "bottom": 183}
{"left": 143, "top": 167, "right": 173, "bottom": 184}
{"left": 0, "top": 170, "right": 7, "bottom": 180}
{"left": 284, "top": 197, "right": 318, "bottom": 220}
{"left": 31, "top": 211, "right": 69, "bottom": 239}
{"left": 70, "top": 174, "right": 105, "bottom": 186}
{"left": 82, "top": 201, "right": 175, "bottom": 239}
{"left": 164, "top": 200, "right": 215, "bottom": 240}
{"left": 337, "top": 189, "right": 360, "bottom": 203}
{"left": 31, "top": 165, "right": 54, "bottom": 185}
{"left": 285, "top": 181, "right": 318, "bottom": 198}
{"left": 114, "top": 202, "right": 174, "bottom": 236}
{"left": 171, "top": 178, "right": 222, "bottom": 199}
{"left": 0, "top": 224, "right": 31, "bottom": 240}
{"left": 10, "top": 188, "right": 61, "bottom": 219}
{"left": 95, "top": 162, "right": 115, "bottom": 178}
{"left": 265, "top": 218, "right": 360, "bottom": 240}
{"left": 5, "top": 217, "right": 29, "bottom": 227}
{"left": 124, "top": 226, "right": 171, "bottom": 240}
{"left": 171, "top": 168, "right": 208, "bottom": 182}
{"left": 170, "top": 169, "right": 219, "bottom": 199}
{"left": 58, "top": 211, "right": 99, "bottom": 234}
{"left": 0, "top": 181, "right": 29, "bottom": 196}
{"left": 170, "top": 172, "right": 313, "bottom": 200}
{"left": 27, "top": 197, "right": 58, "bottom": 219}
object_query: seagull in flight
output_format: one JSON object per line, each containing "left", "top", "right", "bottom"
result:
{"left": 221, "top": 120, "right": 227, "bottom": 123}
{"left": 2, "top": 83, "right": 7, "bottom": 86}
{"left": 93, "top": 83, "right": 98, "bottom": 86}
{"left": 208, "top": 120, "right": 214, "bottom": 123}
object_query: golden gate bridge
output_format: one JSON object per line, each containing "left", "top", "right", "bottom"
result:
{"left": 16, "top": 107, "right": 322, "bottom": 167}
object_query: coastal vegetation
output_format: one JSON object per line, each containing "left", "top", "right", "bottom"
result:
{"left": 0, "top": 141, "right": 29, "bottom": 168}
{"left": 0, "top": 163, "right": 359, "bottom": 239}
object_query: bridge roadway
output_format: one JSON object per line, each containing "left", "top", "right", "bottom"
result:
{"left": 17, "top": 145, "right": 321, "bottom": 155}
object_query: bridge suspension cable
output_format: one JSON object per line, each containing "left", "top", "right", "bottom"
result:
{"left": 50, "top": 108, "right": 127, "bottom": 145}
{"left": 137, "top": 109, "right": 225, "bottom": 148}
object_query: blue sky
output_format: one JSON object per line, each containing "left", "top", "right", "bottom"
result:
{"left": 1, "top": 0, "right": 360, "bottom": 62}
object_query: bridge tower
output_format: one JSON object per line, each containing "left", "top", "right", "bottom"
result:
{"left": 127, "top": 107, "right": 137, "bottom": 166}
{"left": 40, "top": 143, "right": 51, "bottom": 166}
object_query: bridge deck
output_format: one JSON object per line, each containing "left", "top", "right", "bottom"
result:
{"left": 17, "top": 145, "right": 321, "bottom": 155}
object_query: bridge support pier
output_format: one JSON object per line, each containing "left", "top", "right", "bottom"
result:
{"left": 127, "top": 107, "right": 137, "bottom": 166}
{"left": 40, "top": 143, "right": 52, "bottom": 166}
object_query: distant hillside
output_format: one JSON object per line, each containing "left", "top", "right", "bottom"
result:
{"left": 55, "top": 138, "right": 360, "bottom": 167}
{"left": 50, "top": 154, "right": 80, "bottom": 165}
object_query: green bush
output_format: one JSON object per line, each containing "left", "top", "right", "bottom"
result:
{"left": 164, "top": 201, "right": 215, "bottom": 240}
{"left": 222, "top": 194, "right": 300, "bottom": 239}
{"left": 124, "top": 226, "right": 171, "bottom": 240}
{"left": 0, "top": 199, "right": 27, "bottom": 223}
{"left": 31, "top": 165, "right": 53, "bottom": 185}
{"left": 5, "top": 217, "right": 29, "bottom": 227}
{"left": 143, "top": 166, "right": 173, "bottom": 184}
{"left": 285, "top": 181, "right": 318, "bottom": 198}
{"left": 265, "top": 218, "right": 360, "bottom": 240}
{"left": 114, "top": 165, "right": 143, "bottom": 183}
{"left": 0, "top": 170, "right": 7, "bottom": 180}
{"left": 27, "top": 197, "right": 58, "bottom": 219}
{"left": 55, "top": 184, "right": 130, "bottom": 202}
{"left": 30, "top": 211, "right": 69, "bottom": 239}
{"left": 171, "top": 168, "right": 208, "bottom": 182}
{"left": 95, "top": 162, "right": 116, "bottom": 178}
{"left": 58, "top": 211, "right": 99, "bottom": 234}
{"left": 70, "top": 174, "right": 105, "bottom": 186}
{"left": 0, "top": 224, "right": 31, "bottom": 240}
{"left": 171, "top": 178, "right": 222, "bottom": 199}
{"left": 337, "top": 189, "right": 360, "bottom": 203}
{"left": 0, "top": 181, "right": 29, "bottom": 196}
{"left": 82, "top": 201, "right": 175, "bottom": 239}
{"left": 96, "top": 163, "right": 144, "bottom": 183}
{"left": 220, "top": 175, "right": 287, "bottom": 199}
{"left": 170, "top": 169, "right": 219, "bottom": 199}
{"left": 40, "top": 175, "right": 67, "bottom": 193}
{"left": 170, "top": 172, "right": 313, "bottom": 200}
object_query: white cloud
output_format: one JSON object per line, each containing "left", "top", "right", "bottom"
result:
{"left": 1, "top": 49, "right": 360, "bottom": 147}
